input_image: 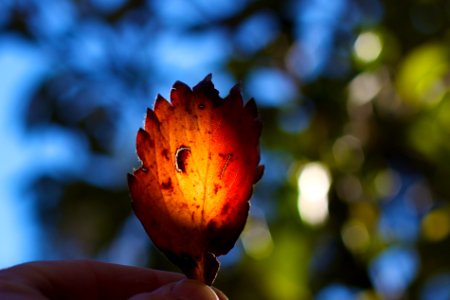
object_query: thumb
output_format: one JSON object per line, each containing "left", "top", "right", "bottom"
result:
{"left": 129, "top": 279, "right": 227, "bottom": 300}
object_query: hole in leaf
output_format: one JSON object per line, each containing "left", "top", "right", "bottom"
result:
{"left": 175, "top": 146, "right": 191, "bottom": 173}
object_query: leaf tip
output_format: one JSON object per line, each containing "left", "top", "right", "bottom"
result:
{"left": 193, "top": 74, "right": 220, "bottom": 105}
{"left": 127, "top": 172, "right": 136, "bottom": 188}
{"left": 230, "top": 82, "right": 241, "bottom": 94}
{"left": 171, "top": 81, "right": 192, "bottom": 107}
{"left": 245, "top": 98, "right": 258, "bottom": 117}
{"left": 154, "top": 94, "right": 169, "bottom": 109}
{"left": 203, "top": 73, "right": 213, "bottom": 82}
{"left": 254, "top": 165, "right": 265, "bottom": 183}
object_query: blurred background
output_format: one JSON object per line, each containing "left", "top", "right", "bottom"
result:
{"left": 1, "top": 0, "right": 450, "bottom": 299}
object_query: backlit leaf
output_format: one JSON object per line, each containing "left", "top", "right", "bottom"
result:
{"left": 128, "top": 74, "right": 263, "bottom": 285}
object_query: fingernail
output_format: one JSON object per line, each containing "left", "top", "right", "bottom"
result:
{"left": 173, "top": 279, "right": 219, "bottom": 300}
{"left": 212, "top": 287, "right": 229, "bottom": 300}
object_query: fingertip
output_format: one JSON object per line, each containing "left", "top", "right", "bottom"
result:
{"left": 212, "top": 287, "right": 229, "bottom": 300}
{"left": 130, "top": 279, "right": 227, "bottom": 300}
{"left": 172, "top": 279, "right": 219, "bottom": 300}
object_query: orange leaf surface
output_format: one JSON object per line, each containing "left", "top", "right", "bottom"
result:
{"left": 128, "top": 74, "right": 263, "bottom": 285}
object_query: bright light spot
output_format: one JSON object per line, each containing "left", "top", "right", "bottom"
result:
{"left": 246, "top": 68, "right": 298, "bottom": 107}
{"left": 374, "top": 169, "right": 402, "bottom": 200}
{"left": 241, "top": 217, "right": 274, "bottom": 260}
{"left": 421, "top": 274, "right": 450, "bottom": 300}
{"left": 332, "top": 135, "right": 364, "bottom": 172}
{"left": 298, "top": 198, "right": 328, "bottom": 226}
{"left": 405, "top": 181, "right": 433, "bottom": 214}
{"left": 297, "top": 162, "right": 331, "bottom": 225}
{"left": 341, "top": 220, "right": 370, "bottom": 253}
{"left": 354, "top": 31, "right": 382, "bottom": 63}
{"left": 356, "top": 290, "right": 380, "bottom": 300}
{"left": 396, "top": 43, "right": 448, "bottom": 106}
{"left": 314, "top": 283, "right": 359, "bottom": 300}
{"left": 422, "top": 209, "right": 450, "bottom": 242}
{"left": 298, "top": 163, "right": 331, "bottom": 200}
{"left": 235, "top": 12, "right": 279, "bottom": 54}
{"left": 317, "top": 284, "right": 358, "bottom": 300}
{"left": 349, "top": 72, "right": 382, "bottom": 106}
{"left": 370, "top": 246, "right": 419, "bottom": 298}
{"left": 336, "top": 175, "right": 363, "bottom": 202}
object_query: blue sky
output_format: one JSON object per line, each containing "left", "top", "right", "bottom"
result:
{"left": 0, "top": 37, "right": 47, "bottom": 268}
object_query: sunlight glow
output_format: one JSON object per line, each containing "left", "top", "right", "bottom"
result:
{"left": 421, "top": 208, "right": 450, "bottom": 242}
{"left": 370, "top": 246, "right": 419, "bottom": 298}
{"left": 374, "top": 169, "right": 402, "bottom": 199}
{"left": 349, "top": 72, "right": 382, "bottom": 106}
{"left": 241, "top": 217, "right": 274, "bottom": 260}
{"left": 341, "top": 220, "right": 370, "bottom": 253}
{"left": 354, "top": 31, "right": 382, "bottom": 63}
{"left": 297, "top": 162, "right": 331, "bottom": 225}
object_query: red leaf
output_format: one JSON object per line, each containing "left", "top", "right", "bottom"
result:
{"left": 128, "top": 74, "right": 263, "bottom": 285}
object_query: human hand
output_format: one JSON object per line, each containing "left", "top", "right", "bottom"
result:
{"left": 0, "top": 260, "right": 228, "bottom": 300}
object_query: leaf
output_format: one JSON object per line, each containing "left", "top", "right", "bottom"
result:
{"left": 128, "top": 74, "right": 263, "bottom": 285}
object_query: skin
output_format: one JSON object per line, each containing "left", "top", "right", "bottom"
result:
{"left": 0, "top": 260, "right": 228, "bottom": 300}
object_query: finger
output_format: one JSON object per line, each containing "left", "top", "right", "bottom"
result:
{"left": 212, "top": 287, "right": 229, "bottom": 300}
{"left": 1, "top": 260, "right": 184, "bottom": 299}
{"left": 129, "top": 279, "right": 228, "bottom": 300}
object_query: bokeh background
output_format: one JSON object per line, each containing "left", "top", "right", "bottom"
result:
{"left": 1, "top": 0, "right": 450, "bottom": 299}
